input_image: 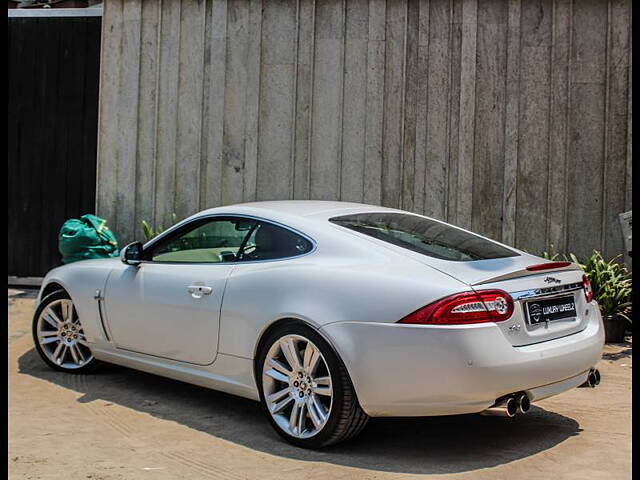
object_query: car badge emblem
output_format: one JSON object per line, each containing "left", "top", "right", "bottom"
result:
{"left": 529, "top": 303, "right": 542, "bottom": 323}
{"left": 543, "top": 276, "right": 561, "bottom": 284}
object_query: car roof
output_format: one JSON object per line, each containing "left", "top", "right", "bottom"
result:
{"left": 196, "top": 200, "right": 402, "bottom": 221}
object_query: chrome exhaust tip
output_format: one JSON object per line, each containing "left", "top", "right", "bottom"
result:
{"left": 516, "top": 394, "right": 531, "bottom": 414}
{"left": 579, "top": 368, "right": 601, "bottom": 388}
{"left": 481, "top": 396, "right": 518, "bottom": 417}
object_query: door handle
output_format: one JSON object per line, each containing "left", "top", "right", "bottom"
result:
{"left": 188, "top": 285, "right": 212, "bottom": 299}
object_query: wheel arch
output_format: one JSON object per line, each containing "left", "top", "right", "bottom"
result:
{"left": 40, "top": 281, "right": 67, "bottom": 300}
{"left": 251, "top": 316, "right": 355, "bottom": 397}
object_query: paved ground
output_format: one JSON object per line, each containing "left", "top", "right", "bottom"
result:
{"left": 9, "top": 288, "right": 631, "bottom": 480}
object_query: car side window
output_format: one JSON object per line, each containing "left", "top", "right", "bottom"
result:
{"left": 149, "top": 217, "right": 256, "bottom": 263}
{"left": 238, "top": 222, "right": 313, "bottom": 261}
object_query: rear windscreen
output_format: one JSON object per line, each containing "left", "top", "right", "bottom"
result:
{"left": 330, "top": 212, "right": 519, "bottom": 262}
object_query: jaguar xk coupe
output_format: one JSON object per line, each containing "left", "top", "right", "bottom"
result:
{"left": 33, "top": 201, "right": 604, "bottom": 448}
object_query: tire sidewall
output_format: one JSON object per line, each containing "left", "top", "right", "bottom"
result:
{"left": 32, "top": 289, "right": 99, "bottom": 374}
{"left": 256, "top": 323, "right": 346, "bottom": 449}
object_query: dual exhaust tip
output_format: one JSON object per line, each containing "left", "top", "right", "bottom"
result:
{"left": 481, "top": 393, "right": 530, "bottom": 418}
{"left": 483, "top": 368, "right": 601, "bottom": 417}
{"left": 578, "top": 368, "right": 601, "bottom": 388}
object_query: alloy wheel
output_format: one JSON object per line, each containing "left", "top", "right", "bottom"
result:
{"left": 36, "top": 298, "right": 93, "bottom": 369}
{"left": 262, "top": 334, "right": 333, "bottom": 439}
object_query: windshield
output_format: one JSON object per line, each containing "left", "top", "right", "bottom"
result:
{"left": 330, "top": 212, "right": 519, "bottom": 262}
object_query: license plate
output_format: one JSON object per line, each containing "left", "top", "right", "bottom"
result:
{"left": 525, "top": 295, "right": 577, "bottom": 325}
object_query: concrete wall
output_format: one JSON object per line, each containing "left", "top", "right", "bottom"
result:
{"left": 97, "top": 0, "right": 632, "bottom": 260}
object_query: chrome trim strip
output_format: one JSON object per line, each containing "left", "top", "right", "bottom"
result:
{"left": 510, "top": 282, "right": 583, "bottom": 301}
{"left": 94, "top": 287, "right": 114, "bottom": 342}
{"left": 95, "top": 296, "right": 111, "bottom": 342}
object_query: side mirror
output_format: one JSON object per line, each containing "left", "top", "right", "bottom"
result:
{"left": 120, "top": 241, "right": 144, "bottom": 265}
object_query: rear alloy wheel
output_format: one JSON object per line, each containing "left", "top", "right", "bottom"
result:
{"left": 32, "top": 290, "right": 101, "bottom": 373}
{"left": 258, "top": 324, "right": 368, "bottom": 448}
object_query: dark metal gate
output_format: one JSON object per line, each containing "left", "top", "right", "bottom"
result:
{"left": 8, "top": 11, "right": 102, "bottom": 280}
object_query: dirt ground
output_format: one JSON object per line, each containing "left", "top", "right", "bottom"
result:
{"left": 9, "top": 288, "right": 631, "bottom": 480}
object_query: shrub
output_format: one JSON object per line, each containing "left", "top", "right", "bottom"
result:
{"left": 580, "top": 251, "right": 632, "bottom": 323}
{"left": 141, "top": 213, "right": 179, "bottom": 241}
{"left": 542, "top": 247, "right": 632, "bottom": 324}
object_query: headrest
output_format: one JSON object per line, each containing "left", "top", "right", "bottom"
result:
{"left": 255, "top": 224, "right": 297, "bottom": 252}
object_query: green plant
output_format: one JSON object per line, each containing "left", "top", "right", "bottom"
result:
{"left": 541, "top": 247, "right": 632, "bottom": 324}
{"left": 541, "top": 244, "right": 563, "bottom": 261}
{"left": 141, "top": 213, "right": 179, "bottom": 241}
{"left": 579, "top": 251, "right": 632, "bottom": 323}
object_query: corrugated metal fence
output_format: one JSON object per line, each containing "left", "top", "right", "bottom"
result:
{"left": 97, "top": 0, "right": 632, "bottom": 260}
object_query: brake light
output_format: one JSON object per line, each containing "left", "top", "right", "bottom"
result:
{"left": 398, "top": 290, "right": 515, "bottom": 325}
{"left": 526, "top": 261, "right": 572, "bottom": 271}
{"left": 582, "top": 274, "right": 593, "bottom": 303}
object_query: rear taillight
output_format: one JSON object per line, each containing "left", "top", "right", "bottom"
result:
{"left": 582, "top": 274, "right": 593, "bottom": 303}
{"left": 526, "top": 261, "right": 572, "bottom": 271}
{"left": 398, "top": 290, "right": 515, "bottom": 325}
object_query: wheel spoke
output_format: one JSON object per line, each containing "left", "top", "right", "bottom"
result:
{"left": 51, "top": 342, "right": 64, "bottom": 364}
{"left": 279, "top": 338, "right": 302, "bottom": 371}
{"left": 289, "top": 402, "right": 301, "bottom": 432}
{"left": 40, "top": 336, "right": 59, "bottom": 345}
{"left": 307, "top": 396, "right": 324, "bottom": 429}
{"left": 40, "top": 330, "right": 59, "bottom": 337}
{"left": 271, "top": 395, "right": 294, "bottom": 414}
{"left": 75, "top": 344, "right": 87, "bottom": 363}
{"left": 269, "top": 358, "right": 292, "bottom": 377}
{"left": 61, "top": 345, "right": 70, "bottom": 364}
{"left": 43, "top": 308, "right": 62, "bottom": 329}
{"left": 289, "top": 401, "right": 306, "bottom": 435}
{"left": 314, "top": 385, "right": 333, "bottom": 397}
{"left": 311, "top": 395, "right": 327, "bottom": 421}
{"left": 303, "top": 342, "right": 321, "bottom": 373}
{"left": 265, "top": 368, "right": 289, "bottom": 383}
{"left": 69, "top": 344, "right": 81, "bottom": 364}
{"left": 297, "top": 403, "right": 306, "bottom": 434}
{"left": 268, "top": 387, "right": 291, "bottom": 404}
{"left": 314, "top": 376, "right": 330, "bottom": 385}
{"left": 302, "top": 342, "right": 314, "bottom": 367}
{"left": 60, "top": 301, "right": 70, "bottom": 323}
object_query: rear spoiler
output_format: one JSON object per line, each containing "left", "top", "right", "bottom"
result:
{"left": 471, "top": 262, "right": 582, "bottom": 286}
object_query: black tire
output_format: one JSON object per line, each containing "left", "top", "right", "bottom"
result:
{"left": 32, "top": 289, "right": 102, "bottom": 374}
{"left": 256, "top": 323, "right": 369, "bottom": 448}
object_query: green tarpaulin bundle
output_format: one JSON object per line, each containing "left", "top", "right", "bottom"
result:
{"left": 59, "top": 214, "right": 119, "bottom": 264}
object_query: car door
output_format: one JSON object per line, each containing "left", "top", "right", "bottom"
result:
{"left": 103, "top": 216, "right": 256, "bottom": 365}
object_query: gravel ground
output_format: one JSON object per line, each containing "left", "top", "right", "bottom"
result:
{"left": 9, "top": 288, "right": 631, "bottom": 480}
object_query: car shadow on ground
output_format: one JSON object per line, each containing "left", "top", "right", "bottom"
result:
{"left": 601, "top": 345, "right": 632, "bottom": 361}
{"left": 18, "top": 348, "right": 581, "bottom": 475}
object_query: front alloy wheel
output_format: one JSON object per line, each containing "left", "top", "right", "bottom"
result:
{"left": 32, "top": 290, "right": 100, "bottom": 373}
{"left": 257, "top": 324, "right": 368, "bottom": 448}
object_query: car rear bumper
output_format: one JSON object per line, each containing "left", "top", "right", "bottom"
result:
{"left": 321, "top": 302, "right": 604, "bottom": 417}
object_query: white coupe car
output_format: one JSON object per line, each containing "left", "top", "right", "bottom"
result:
{"left": 33, "top": 201, "right": 604, "bottom": 448}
